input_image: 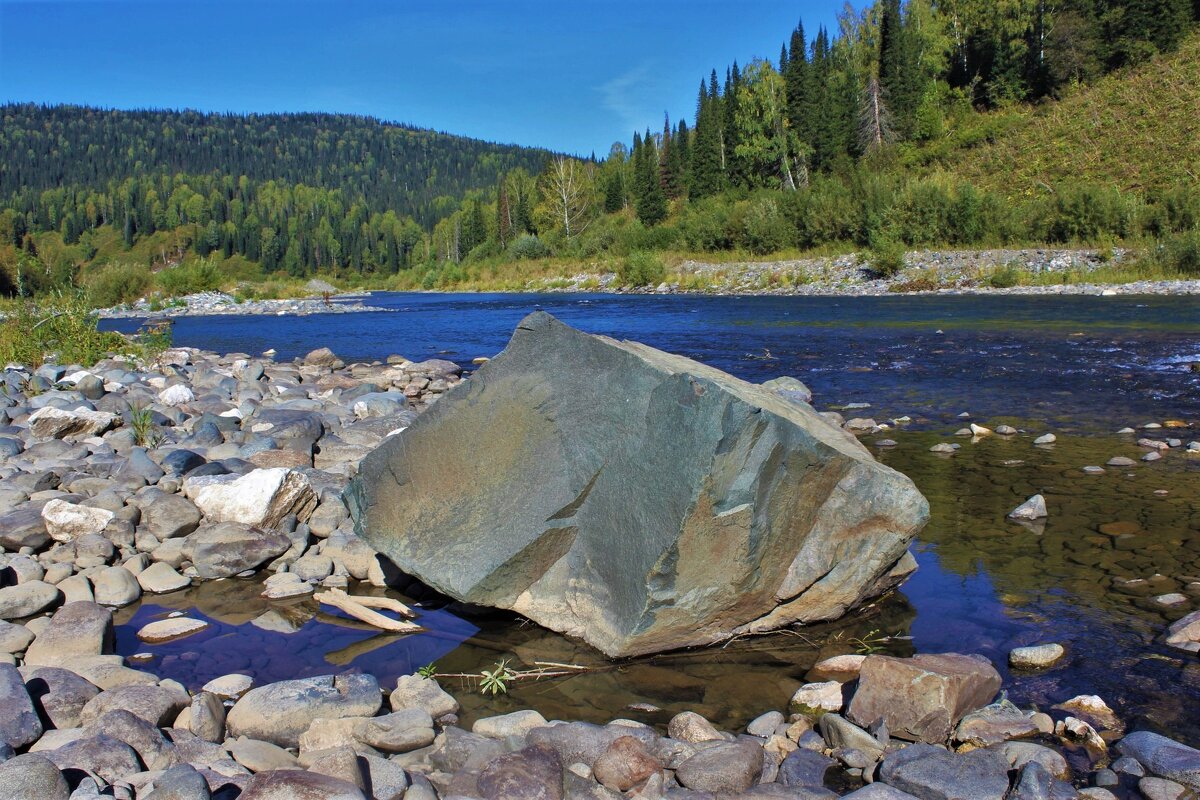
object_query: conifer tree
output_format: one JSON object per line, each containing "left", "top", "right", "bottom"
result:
{"left": 688, "top": 80, "right": 725, "bottom": 198}
{"left": 785, "top": 22, "right": 810, "bottom": 141}
{"left": 634, "top": 129, "right": 667, "bottom": 225}
{"left": 661, "top": 114, "right": 685, "bottom": 199}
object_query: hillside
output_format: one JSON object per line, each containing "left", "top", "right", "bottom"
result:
{"left": 914, "top": 33, "right": 1200, "bottom": 194}
{"left": 0, "top": 104, "right": 554, "bottom": 228}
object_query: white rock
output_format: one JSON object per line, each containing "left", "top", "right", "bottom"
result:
{"left": 28, "top": 406, "right": 120, "bottom": 438}
{"left": 41, "top": 499, "right": 114, "bottom": 542}
{"left": 136, "top": 562, "right": 191, "bottom": 594}
{"left": 1034, "top": 433, "right": 1057, "bottom": 445}
{"left": 970, "top": 423, "right": 992, "bottom": 436}
{"left": 137, "top": 617, "right": 209, "bottom": 642}
{"left": 158, "top": 384, "right": 195, "bottom": 407}
{"left": 1009, "top": 494, "right": 1048, "bottom": 520}
{"left": 191, "top": 468, "right": 317, "bottom": 528}
{"left": 219, "top": 408, "right": 244, "bottom": 419}
{"left": 790, "top": 681, "right": 844, "bottom": 712}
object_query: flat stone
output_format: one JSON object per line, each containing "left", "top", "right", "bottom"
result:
{"left": 879, "top": 743, "right": 1012, "bottom": 800}
{"left": 1140, "top": 777, "right": 1190, "bottom": 800}
{"left": 1106, "top": 457, "right": 1136, "bottom": 467}
{"left": 348, "top": 311, "right": 928, "bottom": 657}
{"left": 1009, "top": 644, "right": 1065, "bottom": 669}
{"left": 808, "top": 654, "right": 867, "bottom": 682}
{"left": 44, "top": 733, "right": 142, "bottom": 785}
{"left": 988, "top": 741, "right": 1070, "bottom": 780}
{"left": 848, "top": 653, "right": 1002, "bottom": 744}
{"left": 203, "top": 673, "right": 254, "bottom": 700}
{"left": 226, "top": 674, "right": 382, "bottom": 748}
{"left": 137, "top": 617, "right": 209, "bottom": 643}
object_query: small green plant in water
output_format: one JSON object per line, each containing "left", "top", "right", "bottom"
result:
{"left": 479, "top": 659, "right": 517, "bottom": 696}
{"left": 850, "top": 629, "right": 889, "bottom": 655}
{"left": 136, "top": 321, "right": 173, "bottom": 362}
{"left": 416, "top": 663, "right": 439, "bottom": 679}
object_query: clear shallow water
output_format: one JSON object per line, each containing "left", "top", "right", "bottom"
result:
{"left": 107, "top": 294, "right": 1200, "bottom": 741}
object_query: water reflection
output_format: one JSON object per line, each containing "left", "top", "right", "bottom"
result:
{"left": 114, "top": 427, "right": 1200, "bottom": 743}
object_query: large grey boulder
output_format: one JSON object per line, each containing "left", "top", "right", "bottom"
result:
{"left": 348, "top": 312, "right": 928, "bottom": 657}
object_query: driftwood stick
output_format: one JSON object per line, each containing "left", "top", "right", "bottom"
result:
{"left": 315, "top": 589, "right": 423, "bottom": 633}
{"left": 335, "top": 590, "right": 416, "bottom": 619}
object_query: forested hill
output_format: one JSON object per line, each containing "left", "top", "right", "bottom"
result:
{"left": 0, "top": 104, "right": 554, "bottom": 228}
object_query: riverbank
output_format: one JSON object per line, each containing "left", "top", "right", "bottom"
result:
{"left": 1, "top": 343, "right": 1199, "bottom": 798}
{"left": 97, "top": 290, "right": 392, "bottom": 320}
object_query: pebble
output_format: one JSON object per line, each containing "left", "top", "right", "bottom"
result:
{"left": 1009, "top": 643, "right": 1065, "bottom": 669}
{"left": 1034, "top": 433, "right": 1057, "bottom": 445}
{"left": 1008, "top": 494, "right": 1048, "bottom": 520}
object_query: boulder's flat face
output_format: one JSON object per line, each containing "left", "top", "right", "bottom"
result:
{"left": 349, "top": 311, "right": 929, "bottom": 657}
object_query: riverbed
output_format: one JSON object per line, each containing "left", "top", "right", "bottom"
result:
{"left": 103, "top": 293, "right": 1200, "bottom": 743}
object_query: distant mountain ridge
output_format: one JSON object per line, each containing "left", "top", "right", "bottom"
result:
{"left": 0, "top": 103, "right": 555, "bottom": 227}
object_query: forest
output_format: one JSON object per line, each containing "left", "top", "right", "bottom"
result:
{"left": 1, "top": 0, "right": 1198, "bottom": 299}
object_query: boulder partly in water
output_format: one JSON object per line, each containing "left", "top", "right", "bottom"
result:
{"left": 348, "top": 311, "right": 928, "bottom": 657}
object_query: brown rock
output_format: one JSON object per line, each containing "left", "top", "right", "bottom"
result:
{"left": 847, "top": 653, "right": 1001, "bottom": 743}
{"left": 592, "top": 736, "right": 661, "bottom": 792}
{"left": 477, "top": 743, "right": 564, "bottom": 800}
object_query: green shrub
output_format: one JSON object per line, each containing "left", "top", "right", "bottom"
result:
{"left": 738, "top": 197, "right": 792, "bottom": 256}
{"left": 866, "top": 238, "right": 907, "bottom": 278}
{"left": 507, "top": 234, "right": 549, "bottom": 260}
{"left": 1164, "top": 229, "right": 1200, "bottom": 275}
{"left": 678, "top": 199, "right": 734, "bottom": 252}
{"left": 889, "top": 180, "right": 954, "bottom": 246}
{"left": 84, "top": 262, "right": 152, "bottom": 307}
{"left": 987, "top": 263, "right": 1023, "bottom": 288}
{"left": 618, "top": 251, "right": 666, "bottom": 287}
{"left": 0, "top": 292, "right": 127, "bottom": 367}
{"left": 1045, "top": 184, "right": 1135, "bottom": 243}
{"left": 155, "top": 258, "right": 223, "bottom": 296}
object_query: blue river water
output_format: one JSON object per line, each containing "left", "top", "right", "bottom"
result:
{"left": 104, "top": 293, "right": 1200, "bottom": 740}
{"left": 105, "top": 292, "right": 1200, "bottom": 430}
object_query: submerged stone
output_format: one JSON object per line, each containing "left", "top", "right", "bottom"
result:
{"left": 349, "top": 311, "right": 928, "bottom": 657}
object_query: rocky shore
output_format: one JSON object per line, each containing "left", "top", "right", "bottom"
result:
{"left": 533, "top": 249, "right": 1200, "bottom": 297}
{"left": 1, "top": 344, "right": 1199, "bottom": 798}
{"left": 98, "top": 291, "right": 391, "bottom": 320}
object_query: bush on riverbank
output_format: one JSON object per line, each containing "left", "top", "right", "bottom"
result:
{"left": 0, "top": 293, "right": 129, "bottom": 367}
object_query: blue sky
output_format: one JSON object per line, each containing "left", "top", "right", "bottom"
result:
{"left": 0, "top": 0, "right": 848, "bottom": 155}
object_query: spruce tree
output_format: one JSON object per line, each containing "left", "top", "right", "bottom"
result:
{"left": 634, "top": 129, "right": 667, "bottom": 225}
{"left": 785, "top": 21, "right": 810, "bottom": 142}
{"left": 661, "top": 115, "right": 685, "bottom": 199}
{"left": 689, "top": 80, "right": 725, "bottom": 198}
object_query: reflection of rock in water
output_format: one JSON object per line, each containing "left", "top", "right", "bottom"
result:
{"left": 443, "top": 590, "right": 919, "bottom": 731}
{"left": 251, "top": 604, "right": 314, "bottom": 634}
